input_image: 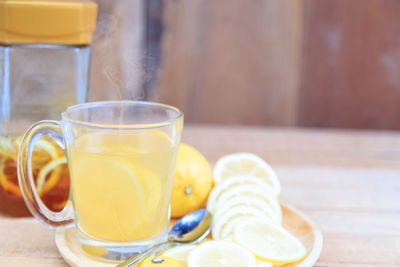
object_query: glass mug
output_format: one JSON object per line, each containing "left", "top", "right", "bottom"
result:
{"left": 18, "top": 101, "right": 183, "bottom": 260}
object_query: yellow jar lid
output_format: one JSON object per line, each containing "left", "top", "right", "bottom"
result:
{"left": 0, "top": 0, "right": 98, "bottom": 44}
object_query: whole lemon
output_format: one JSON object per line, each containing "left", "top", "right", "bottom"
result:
{"left": 171, "top": 143, "right": 213, "bottom": 218}
{"left": 139, "top": 256, "right": 183, "bottom": 267}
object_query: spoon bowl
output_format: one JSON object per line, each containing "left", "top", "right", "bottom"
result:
{"left": 117, "top": 209, "right": 212, "bottom": 267}
{"left": 169, "top": 209, "right": 212, "bottom": 243}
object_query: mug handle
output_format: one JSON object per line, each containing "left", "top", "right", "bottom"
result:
{"left": 18, "top": 120, "right": 74, "bottom": 228}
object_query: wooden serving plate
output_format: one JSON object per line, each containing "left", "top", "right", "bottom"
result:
{"left": 55, "top": 203, "right": 323, "bottom": 267}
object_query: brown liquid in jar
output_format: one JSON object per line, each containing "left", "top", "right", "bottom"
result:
{"left": 0, "top": 135, "right": 69, "bottom": 217}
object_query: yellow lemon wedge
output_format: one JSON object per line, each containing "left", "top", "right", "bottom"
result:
{"left": 213, "top": 153, "right": 280, "bottom": 195}
{"left": 171, "top": 143, "right": 213, "bottom": 218}
{"left": 187, "top": 241, "right": 256, "bottom": 267}
{"left": 234, "top": 217, "right": 307, "bottom": 265}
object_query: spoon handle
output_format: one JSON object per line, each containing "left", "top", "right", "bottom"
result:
{"left": 116, "top": 242, "right": 175, "bottom": 267}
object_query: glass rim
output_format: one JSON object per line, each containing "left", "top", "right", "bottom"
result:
{"left": 61, "top": 100, "right": 183, "bottom": 129}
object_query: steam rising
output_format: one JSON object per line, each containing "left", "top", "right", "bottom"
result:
{"left": 91, "top": 1, "right": 159, "bottom": 101}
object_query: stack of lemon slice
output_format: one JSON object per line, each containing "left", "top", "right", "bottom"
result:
{"left": 163, "top": 153, "right": 307, "bottom": 267}
{"left": 209, "top": 153, "right": 282, "bottom": 241}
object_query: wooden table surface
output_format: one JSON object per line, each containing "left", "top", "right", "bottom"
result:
{"left": 1, "top": 125, "right": 400, "bottom": 266}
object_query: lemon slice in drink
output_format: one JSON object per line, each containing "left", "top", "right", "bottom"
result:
{"left": 13, "top": 135, "right": 59, "bottom": 159}
{"left": 71, "top": 155, "right": 146, "bottom": 241}
{"left": 0, "top": 157, "right": 21, "bottom": 196}
{"left": 187, "top": 241, "right": 256, "bottom": 267}
{"left": 99, "top": 142, "right": 162, "bottom": 225}
{"left": 213, "top": 153, "right": 280, "bottom": 195}
{"left": 207, "top": 175, "right": 275, "bottom": 213}
{"left": 36, "top": 157, "right": 67, "bottom": 195}
{"left": 0, "top": 136, "right": 18, "bottom": 160}
{"left": 234, "top": 217, "right": 307, "bottom": 265}
{"left": 135, "top": 168, "right": 163, "bottom": 231}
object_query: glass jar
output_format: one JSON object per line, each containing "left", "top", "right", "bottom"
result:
{"left": 0, "top": 0, "right": 98, "bottom": 216}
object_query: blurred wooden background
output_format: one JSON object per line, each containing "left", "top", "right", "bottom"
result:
{"left": 299, "top": 0, "right": 400, "bottom": 129}
{"left": 157, "top": 0, "right": 303, "bottom": 126}
{"left": 91, "top": 0, "right": 400, "bottom": 130}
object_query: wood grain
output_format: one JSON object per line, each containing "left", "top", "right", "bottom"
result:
{"left": 299, "top": 0, "right": 400, "bottom": 129}
{"left": 182, "top": 125, "right": 400, "bottom": 168}
{"left": 88, "top": 0, "right": 400, "bottom": 129}
{"left": 157, "top": 0, "right": 303, "bottom": 125}
{"left": 87, "top": 1, "right": 400, "bottom": 129}
{"left": 54, "top": 204, "right": 323, "bottom": 267}
{"left": 155, "top": 0, "right": 400, "bottom": 129}
{"left": 1, "top": 125, "right": 400, "bottom": 266}
{"left": 0, "top": 217, "right": 68, "bottom": 267}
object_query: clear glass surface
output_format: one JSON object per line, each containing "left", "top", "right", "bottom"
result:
{"left": 0, "top": 44, "right": 90, "bottom": 136}
{"left": 18, "top": 101, "right": 183, "bottom": 260}
{"left": 0, "top": 43, "right": 91, "bottom": 217}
